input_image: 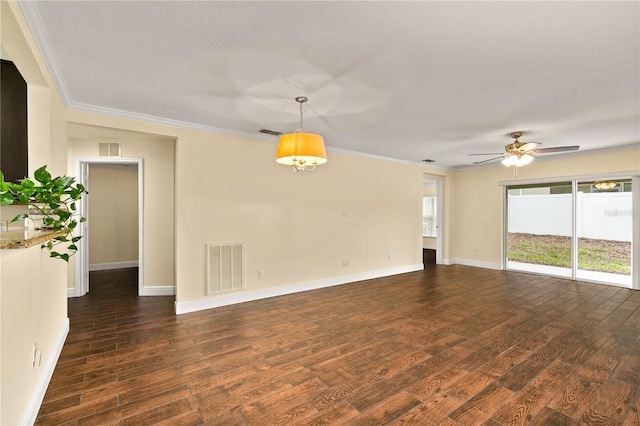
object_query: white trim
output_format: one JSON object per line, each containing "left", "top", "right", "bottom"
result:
{"left": 500, "top": 170, "right": 640, "bottom": 187}
{"left": 68, "top": 102, "right": 277, "bottom": 143}
{"left": 329, "top": 147, "right": 450, "bottom": 170}
{"left": 140, "top": 286, "right": 176, "bottom": 296}
{"left": 74, "top": 158, "right": 145, "bottom": 297}
{"left": 502, "top": 176, "right": 638, "bottom": 290}
{"left": 21, "top": 318, "right": 69, "bottom": 426}
{"left": 175, "top": 264, "right": 423, "bottom": 315}
{"left": 633, "top": 176, "right": 639, "bottom": 290}
{"left": 423, "top": 174, "right": 445, "bottom": 265}
{"left": 89, "top": 261, "right": 139, "bottom": 271}
{"left": 65, "top": 102, "right": 449, "bottom": 170}
{"left": 451, "top": 258, "right": 503, "bottom": 270}
{"left": 18, "top": 1, "right": 72, "bottom": 105}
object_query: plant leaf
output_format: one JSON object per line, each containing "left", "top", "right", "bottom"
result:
{"left": 11, "top": 214, "right": 28, "bottom": 222}
{"left": 34, "top": 166, "right": 52, "bottom": 183}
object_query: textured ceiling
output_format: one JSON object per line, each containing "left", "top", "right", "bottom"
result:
{"left": 19, "top": 1, "right": 640, "bottom": 168}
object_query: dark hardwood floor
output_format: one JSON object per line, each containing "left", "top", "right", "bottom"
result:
{"left": 36, "top": 266, "right": 640, "bottom": 425}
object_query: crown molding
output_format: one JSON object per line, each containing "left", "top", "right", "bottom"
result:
{"left": 67, "top": 102, "right": 277, "bottom": 143}
{"left": 18, "top": 1, "right": 450, "bottom": 171}
{"left": 66, "top": 101, "right": 451, "bottom": 170}
{"left": 18, "top": 0, "right": 72, "bottom": 105}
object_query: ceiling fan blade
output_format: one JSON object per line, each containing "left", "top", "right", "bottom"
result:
{"left": 519, "top": 142, "right": 541, "bottom": 151}
{"left": 530, "top": 145, "right": 580, "bottom": 154}
{"left": 469, "top": 153, "right": 504, "bottom": 156}
{"left": 473, "top": 155, "right": 505, "bottom": 165}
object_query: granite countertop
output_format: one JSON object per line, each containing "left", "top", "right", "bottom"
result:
{"left": 0, "top": 228, "right": 68, "bottom": 249}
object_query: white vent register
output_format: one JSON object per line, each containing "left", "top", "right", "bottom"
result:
{"left": 207, "top": 243, "right": 245, "bottom": 294}
{"left": 98, "top": 142, "right": 121, "bottom": 157}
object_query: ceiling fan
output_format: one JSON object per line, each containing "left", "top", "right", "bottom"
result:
{"left": 470, "top": 132, "right": 580, "bottom": 167}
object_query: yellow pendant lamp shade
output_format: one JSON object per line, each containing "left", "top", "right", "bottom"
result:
{"left": 276, "top": 96, "right": 327, "bottom": 172}
{"left": 276, "top": 132, "right": 327, "bottom": 167}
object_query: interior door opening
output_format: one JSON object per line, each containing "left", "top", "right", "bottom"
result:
{"left": 423, "top": 176, "right": 444, "bottom": 268}
{"left": 74, "top": 158, "right": 144, "bottom": 297}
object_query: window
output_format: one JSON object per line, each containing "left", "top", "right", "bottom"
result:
{"left": 505, "top": 178, "right": 634, "bottom": 288}
{"left": 423, "top": 196, "right": 437, "bottom": 237}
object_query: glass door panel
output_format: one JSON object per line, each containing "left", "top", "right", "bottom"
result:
{"left": 576, "top": 180, "right": 632, "bottom": 287}
{"left": 506, "top": 182, "right": 573, "bottom": 277}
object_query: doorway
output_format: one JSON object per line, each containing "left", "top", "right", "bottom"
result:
{"left": 423, "top": 176, "right": 444, "bottom": 267}
{"left": 73, "top": 158, "right": 144, "bottom": 297}
{"left": 504, "top": 175, "right": 638, "bottom": 289}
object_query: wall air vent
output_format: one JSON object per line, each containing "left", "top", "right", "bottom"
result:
{"left": 259, "top": 129, "right": 282, "bottom": 136}
{"left": 206, "top": 242, "right": 245, "bottom": 294}
{"left": 98, "top": 142, "right": 121, "bottom": 157}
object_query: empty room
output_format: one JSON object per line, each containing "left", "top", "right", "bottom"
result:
{"left": 1, "top": 1, "right": 639, "bottom": 425}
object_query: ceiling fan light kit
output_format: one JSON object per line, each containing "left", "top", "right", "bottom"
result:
{"left": 501, "top": 153, "right": 533, "bottom": 167}
{"left": 470, "top": 131, "right": 580, "bottom": 168}
{"left": 594, "top": 181, "right": 617, "bottom": 190}
{"left": 276, "top": 96, "right": 327, "bottom": 172}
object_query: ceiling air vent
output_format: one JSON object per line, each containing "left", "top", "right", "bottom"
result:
{"left": 98, "top": 142, "right": 121, "bottom": 157}
{"left": 422, "top": 159, "right": 435, "bottom": 163}
{"left": 259, "top": 129, "right": 282, "bottom": 136}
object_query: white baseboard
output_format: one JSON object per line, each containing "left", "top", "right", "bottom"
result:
{"left": 450, "top": 258, "right": 503, "bottom": 270}
{"left": 67, "top": 287, "right": 81, "bottom": 298}
{"left": 69, "top": 285, "right": 174, "bottom": 297}
{"left": 89, "top": 261, "right": 139, "bottom": 271}
{"left": 22, "top": 318, "right": 69, "bottom": 426}
{"left": 175, "top": 264, "right": 424, "bottom": 315}
{"left": 140, "top": 286, "right": 175, "bottom": 296}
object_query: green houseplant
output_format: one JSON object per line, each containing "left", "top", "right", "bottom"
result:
{"left": 0, "top": 165, "right": 87, "bottom": 261}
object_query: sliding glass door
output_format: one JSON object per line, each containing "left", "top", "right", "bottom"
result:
{"left": 575, "top": 180, "right": 632, "bottom": 287}
{"left": 506, "top": 182, "right": 573, "bottom": 278}
{"left": 505, "top": 177, "right": 635, "bottom": 288}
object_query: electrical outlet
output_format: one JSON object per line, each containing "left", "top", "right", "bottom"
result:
{"left": 33, "top": 343, "right": 42, "bottom": 370}
{"left": 257, "top": 269, "right": 264, "bottom": 278}
{"left": 342, "top": 259, "right": 350, "bottom": 267}
{"left": 388, "top": 254, "right": 391, "bottom": 261}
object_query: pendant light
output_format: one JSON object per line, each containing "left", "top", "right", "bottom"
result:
{"left": 276, "top": 97, "right": 327, "bottom": 172}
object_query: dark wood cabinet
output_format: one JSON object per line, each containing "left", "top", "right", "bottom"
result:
{"left": 1, "top": 59, "right": 28, "bottom": 183}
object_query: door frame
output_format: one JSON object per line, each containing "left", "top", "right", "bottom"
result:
{"left": 72, "top": 157, "right": 144, "bottom": 297}
{"left": 423, "top": 175, "right": 444, "bottom": 265}
{"left": 502, "top": 172, "right": 638, "bottom": 289}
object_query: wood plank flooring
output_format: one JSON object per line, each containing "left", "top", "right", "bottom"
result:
{"left": 36, "top": 266, "right": 640, "bottom": 425}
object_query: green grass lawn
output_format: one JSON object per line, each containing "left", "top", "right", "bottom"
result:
{"left": 507, "top": 233, "right": 631, "bottom": 275}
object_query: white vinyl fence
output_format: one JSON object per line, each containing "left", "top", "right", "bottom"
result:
{"left": 508, "top": 192, "right": 632, "bottom": 242}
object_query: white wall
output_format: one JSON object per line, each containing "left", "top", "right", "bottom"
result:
{"left": 0, "top": 2, "right": 70, "bottom": 424}
{"left": 451, "top": 148, "right": 640, "bottom": 268}
{"left": 1, "top": 247, "right": 67, "bottom": 425}
{"left": 88, "top": 165, "right": 139, "bottom": 266}
{"left": 68, "top": 131, "right": 175, "bottom": 290}
{"left": 63, "top": 108, "right": 439, "bottom": 313}
{"left": 174, "top": 132, "right": 429, "bottom": 309}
